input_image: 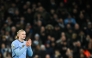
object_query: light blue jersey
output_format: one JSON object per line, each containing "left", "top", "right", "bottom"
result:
{"left": 11, "top": 40, "right": 33, "bottom": 58}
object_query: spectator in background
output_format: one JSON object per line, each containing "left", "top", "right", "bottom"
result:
{"left": 0, "top": 36, "right": 8, "bottom": 46}
{"left": 46, "top": 43, "right": 54, "bottom": 58}
{"left": 32, "top": 3, "right": 37, "bottom": 12}
{"left": 85, "top": 4, "right": 91, "bottom": 17}
{"left": 40, "top": 26, "right": 46, "bottom": 44}
{"left": 0, "top": 13, "right": 5, "bottom": 29}
{"left": 19, "top": 16, "right": 26, "bottom": 29}
{"left": 45, "top": 54, "right": 51, "bottom": 58}
{"left": 53, "top": 25, "right": 61, "bottom": 40}
{"left": 4, "top": 52, "right": 12, "bottom": 58}
{"left": 52, "top": 14, "right": 58, "bottom": 23}
{"left": 73, "top": 23, "right": 80, "bottom": 34}
{"left": 0, "top": 29, "right": 5, "bottom": 38}
{"left": 8, "top": 3, "right": 18, "bottom": 15}
{"left": 0, "top": 43, "right": 7, "bottom": 57}
{"left": 78, "top": 12, "right": 86, "bottom": 28}
{"left": 88, "top": 38, "right": 92, "bottom": 53}
{"left": 54, "top": 50, "right": 62, "bottom": 58}
{"left": 39, "top": 45, "right": 47, "bottom": 58}
{"left": 5, "top": 16, "right": 13, "bottom": 27}
{"left": 49, "top": 0, "right": 57, "bottom": 10}
{"left": 65, "top": 23, "right": 73, "bottom": 37}
{"left": 10, "top": 26, "right": 16, "bottom": 39}
{"left": 46, "top": 35, "right": 52, "bottom": 44}
{"left": 13, "top": 9, "right": 20, "bottom": 24}
{"left": 56, "top": 32, "right": 66, "bottom": 44}
{"left": 0, "top": 5, "right": 6, "bottom": 17}
{"left": 56, "top": 33, "right": 68, "bottom": 57}
{"left": 2, "top": 23, "right": 10, "bottom": 32}
{"left": 64, "top": 14, "right": 76, "bottom": 27}
{"left": 34, "top": 13, "right": 46, "bottom": 26}
{"left": 58, "top": 18, "right": 65, "bottom": 29}
{"left": 66, "top": 48, "right": 73, "bottom": 58}
{"left": 79, "top": 49, "right": 86, "bottom": 58}
{"left": 48, "top": 13, "right": 58, "bottom": 26}
{"left": 33, "top": 45, "right": 40, "bottom": 56}
{"left": 25, "top": 26, "right": 32, "bottom": 38}
{"left": 26, "top": 1, "right": 31, "bottom": 8}
{"left": 24, "top": 8, "right": 33, "bottom": 24}
{"left": 71, "top": 8, "right": 78, "bottom": 20}
{"left": 34, "top": 6, "right": 50, "bottom": 24}
{"left": 68, "top": 33, "right": 78, "bottom": 49}
{"left": 0, "top": 52, "right": 3, "bottom": 58}
{"left": 21, "top": 4, "right": 28, "bottom": 14}
{"left": 33, "top": 54, "right": 40, "bottom": 58}
{"left": 56, "top": 2, "right": 68, "bottom": 19}
{"left": 4, "top": 31, "right": 12, "bottom": 46}
{"left": 78, "top": 30, "right": 87, "bottom": 48}
{"left": 15, "top": 22, "right": 22, "bottom": 30}
{"left": 33, "top": 20, "right": 42, "bottom": 34}
{"left": 37, "top": 2, "right": 42, "bottom": 8}
{"left": 84, "top": 22, "right": 92, "bottom": 35}
{"left": 33, "top": 33, "right": 42, "bottom": 46}
{"left": 50, "top": 9, "right": 55, "bottom": 16}
{"left": 45, "top": 24, "right": 54, "bottom": 36}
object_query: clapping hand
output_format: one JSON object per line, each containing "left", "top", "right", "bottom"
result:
{"left": 26, "top": 39, "right": 32, "bottom": 46}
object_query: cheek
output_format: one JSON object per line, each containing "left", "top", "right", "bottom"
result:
{"left": 23, "top": 35, "right": 26, "bottom": 37}
{"left": 19, "top": 35, "right": 22, "bottom": 37}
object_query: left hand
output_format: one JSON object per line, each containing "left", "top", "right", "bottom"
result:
{"left": 26, "top": 39, "right": 32, "bottom": 46}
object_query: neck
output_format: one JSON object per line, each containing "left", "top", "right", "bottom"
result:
{"left": 19, "top": 38, "right": 24, "bottom": 42}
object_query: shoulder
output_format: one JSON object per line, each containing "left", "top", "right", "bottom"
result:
{"left": 11, "top": 40, "right": 18, "bottom": 45}
{"left": 11, "top": 40, "right": 19, "bottom": 49}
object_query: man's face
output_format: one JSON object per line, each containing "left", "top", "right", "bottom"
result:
{"left": 19, "top": 31, "right": 26, "bottom": 39}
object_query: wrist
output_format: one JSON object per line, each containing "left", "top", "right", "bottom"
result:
{"left": 27, "top": 45, "right": 31, "bottom": 47}
{"left": 24, "top": 45, "right": 28, "bottom": 48}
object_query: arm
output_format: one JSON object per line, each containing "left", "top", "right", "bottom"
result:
{"left": 11, "top": 42, "right": 27, "bottom": 56}
{"left": 27, "top": 46, "right": 33, "bottom": 57}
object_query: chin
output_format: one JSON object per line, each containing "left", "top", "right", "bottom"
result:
{"left": 23, "top": 38, "right": 25, "bottom": 39}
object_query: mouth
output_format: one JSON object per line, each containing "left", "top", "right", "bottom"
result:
{"left": 23, "top": 37, "right": 26, "bottom": 39}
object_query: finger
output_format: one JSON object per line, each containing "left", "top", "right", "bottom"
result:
{"left": 26, "top": 43, "right": 29, "bottom": 46}
{"left": 26, "top": 41, "right": 30, "bottom": 44}
{"left": 26, "top": 41, "right": 29, "bottom": 44}
{"left": 28, "top": 42, "right": 31, "bottom": 45}
{"left": 28, "top": 39, "right": 31, "bottom": 41}
{"left": 28, "top": 39, "right": 31, "bottom": 43}
{"left": 27, "top": 39, "right": 32, "bottom": 46}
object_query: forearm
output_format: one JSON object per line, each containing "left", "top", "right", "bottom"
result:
{"left": 27, "top": 46, "right": 33, "bottom": 57}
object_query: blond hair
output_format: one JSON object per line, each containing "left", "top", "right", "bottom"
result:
{"left": 15, "top": 29, "right": 25, "bottom": 39}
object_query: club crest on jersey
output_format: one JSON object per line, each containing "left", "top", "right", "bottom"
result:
{"left": 22, "top": 45, "right": 25, "bottom": 47}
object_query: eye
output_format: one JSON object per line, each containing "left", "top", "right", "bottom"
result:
{"left": 22, "top": 34, "right": 26, "bottom": 35}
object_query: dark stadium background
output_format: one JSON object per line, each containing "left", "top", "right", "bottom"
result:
{"left": 0, "top": 0, "right": 92, "bottom": 58}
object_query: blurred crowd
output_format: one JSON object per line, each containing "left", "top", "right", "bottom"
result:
{"left": 0, "top": 0, "right": 92, "bottom": 58}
